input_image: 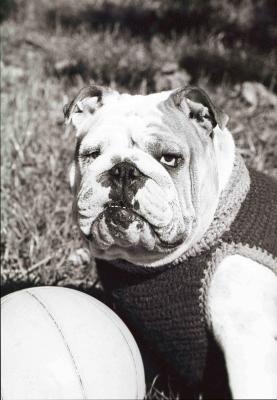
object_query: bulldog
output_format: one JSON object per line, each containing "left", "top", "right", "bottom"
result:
{"left": 64, "top": 85, "right": 277, "bottom": 399}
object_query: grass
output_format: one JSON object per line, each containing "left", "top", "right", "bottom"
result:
{"left": 1, "top": 0, "right": 277, "bottom": 397}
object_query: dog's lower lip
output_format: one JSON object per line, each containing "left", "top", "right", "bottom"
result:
{"left": 104, "top": 206, "right": 183, "bottom": 248}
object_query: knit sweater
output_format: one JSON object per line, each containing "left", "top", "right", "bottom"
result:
{"left": 96, "top": 154, "right": 277, "bottom": 395}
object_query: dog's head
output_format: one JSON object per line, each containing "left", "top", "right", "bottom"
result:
{"left": 65, "top": 85, "right": 233, "bottom": 266}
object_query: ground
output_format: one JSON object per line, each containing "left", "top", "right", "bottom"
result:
{"left": 1, "top": 1, "right": 277, "bottom": 398}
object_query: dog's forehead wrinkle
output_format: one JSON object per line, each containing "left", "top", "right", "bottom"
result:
{"left": 82, "top": 107, "right": 167, "bottom": 149}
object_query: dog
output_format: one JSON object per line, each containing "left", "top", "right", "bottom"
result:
{"left": 64, "top": 85, "right": 277, "bottom": 399}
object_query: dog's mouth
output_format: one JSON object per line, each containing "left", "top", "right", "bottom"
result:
{"left": 104, "top": 200, "right": 143, "bottom": 226}
{"left": 103, "top": 200, "right": 153, "bottom": 241}
{"left": 84, "top": 200, "right": 184, "bottom": 251}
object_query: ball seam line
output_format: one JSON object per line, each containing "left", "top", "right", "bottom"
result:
{"left": 26, "top": 290, "right": 87, "bottom": 400}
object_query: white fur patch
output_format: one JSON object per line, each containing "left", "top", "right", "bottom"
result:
{"left": 209, "top": 255, "right": 277, "bottom": 399}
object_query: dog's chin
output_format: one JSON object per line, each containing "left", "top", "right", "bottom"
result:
{"left": 86, "top": 206, "right": 187, "bottom": 261}
{"left": 89, "top": 207, "right": 156, "bottom": 251}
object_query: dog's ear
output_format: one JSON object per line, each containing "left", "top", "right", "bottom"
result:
{"left": 63, "top": 85, "right": 118, "bottom": 132}
{"left": 171, "top": 86, "right": 229, "bottom": 132}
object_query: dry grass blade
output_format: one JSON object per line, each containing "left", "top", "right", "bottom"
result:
{"left": 14, "top": 255, "right": 53, "bottom": 279}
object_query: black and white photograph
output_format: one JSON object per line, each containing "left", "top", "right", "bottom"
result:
{"left": 1, "top": 1, "right": 277, "bottom": 399}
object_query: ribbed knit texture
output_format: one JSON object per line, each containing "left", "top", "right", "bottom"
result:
{"left": 96, "top": 157, "right": 277, "bottom": 395}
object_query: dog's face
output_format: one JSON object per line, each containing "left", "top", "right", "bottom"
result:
{"left": 65, "top": 85, "right": 230, "bottom": 266}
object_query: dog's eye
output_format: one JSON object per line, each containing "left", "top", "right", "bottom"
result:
{"left": 160, "top": 154, "right": 179, "bottom": 167}
{"left": 81, "top": 150, "right": 100, "bottom": 160}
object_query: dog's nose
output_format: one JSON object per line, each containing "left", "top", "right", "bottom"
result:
{"left": 109, "top": 162, "right": 142, "bottom": 184}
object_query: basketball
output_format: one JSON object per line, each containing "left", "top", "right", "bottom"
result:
{"left": 1, "top": 286, "right": 145, "bottom": 399}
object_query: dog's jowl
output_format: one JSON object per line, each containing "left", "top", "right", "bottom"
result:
{"left": 65, "top": 85, "right": 277, "bottom": 399}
